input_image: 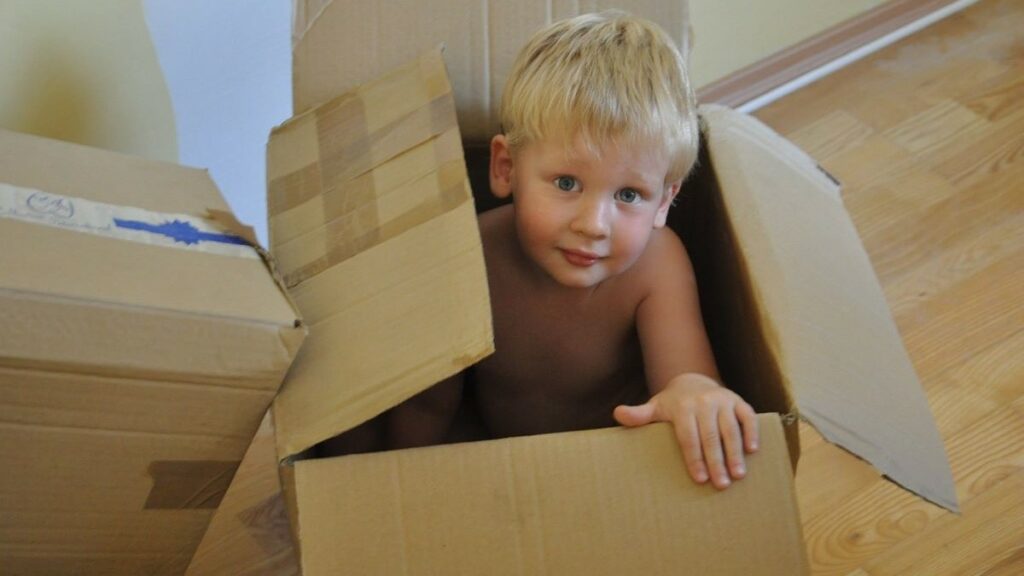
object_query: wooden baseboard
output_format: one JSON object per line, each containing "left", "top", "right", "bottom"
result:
{"left": 696, "top": 0, "right": 964, "bottom": 107}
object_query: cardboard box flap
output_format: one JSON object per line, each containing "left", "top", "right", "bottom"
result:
{"left": 699, "top": 104, "right": 958, "bottom": 512}
{"left": 291, "top": 414, "right": 808, "bottom": 575}
{"left": 0, "top": 130, "right": 300, "bottom": 330}
{"left": 292, "top": 0, "right": 692, "bottom": 143}
{"left": 268, "top": 49, "right": 493, "bottom": 459}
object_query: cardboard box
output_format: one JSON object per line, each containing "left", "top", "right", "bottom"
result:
{"left": 291, "top": 0, "right": 692, "bottom": 143}
{"left": 255, "top": 1, "right": 957, "bottom": 572}
{"left": 261, "top": 46, "right": 957, "bottom": 574}
{"left": 0, "top": 130, "right": 304, "bottom": 575}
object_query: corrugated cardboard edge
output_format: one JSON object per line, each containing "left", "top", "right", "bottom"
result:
{"left": 206, "top": 208, "right": 306, "bottom": 344}
{"left": 700, "top": 103, "right": 958, "bottom": 513}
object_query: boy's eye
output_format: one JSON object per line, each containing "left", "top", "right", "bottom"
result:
{"left": 615, "top": 188, "right": 641, "bottom": 204}
{"left": 554, "top": 176, "right": 578, "bottom": 192}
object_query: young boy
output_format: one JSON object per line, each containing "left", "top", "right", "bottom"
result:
{"left": 389, "top": 11, "right": 758, "bottom": 490}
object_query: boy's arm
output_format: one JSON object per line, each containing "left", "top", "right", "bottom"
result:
{"left": 613, "top": 230, "right": 758, "bottom": 490}
{"left": 387, "top": 372, "right": 464, "bottom": 449}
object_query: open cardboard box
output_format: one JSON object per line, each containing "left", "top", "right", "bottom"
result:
{"left": 0, "top": 130, "right": 304, "bottom": 574}
{"left": 182, "top": 2, "right": 958, "bottom": 573}
{"left": 255, "top": 42, "right": 957, "bottom": 574}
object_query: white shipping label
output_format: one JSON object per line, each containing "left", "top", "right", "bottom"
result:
{"left": 0, "top": 182, "right": 259, "bottom": 259}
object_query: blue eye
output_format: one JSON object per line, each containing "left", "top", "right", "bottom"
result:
{"left": 615, "top": 188, "right": 641, "bottom": 204}
{"left": 554, "top": 176, "right": 578, "bottom": 192}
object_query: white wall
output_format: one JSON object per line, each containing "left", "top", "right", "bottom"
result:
{"left": 143, "top": 0, "right": 292, "bottom": 245}
{"left": 0, "top": 0, "right": 178, "bottom": 162}
{"left": 688, "top": 0, "right": 887, "bottom": 87}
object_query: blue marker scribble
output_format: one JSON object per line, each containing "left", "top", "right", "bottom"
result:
{"left": 113, "top": 218, "right": 249, "bottom": 246}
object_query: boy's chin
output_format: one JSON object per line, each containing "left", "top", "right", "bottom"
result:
{"left": 541, "top": 266, "right": 609, "bottom": 290}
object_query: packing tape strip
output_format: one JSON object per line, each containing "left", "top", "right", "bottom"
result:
{"left": 234, "top": 492, "right": 295, "bottom": 554}
{"left": 278, "top": 157, "right": 469, "bottom": 288}
{"left": 0, "top": 182, "right": 260, "bottom": 259}
{"left": 272, "top": 118, "right": 467, "bottom": 285}
{"left": 145, "top": 460, "right": 241, "bottom": 510}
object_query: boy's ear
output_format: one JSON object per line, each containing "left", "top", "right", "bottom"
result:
{"left": 490, "top": 134, "right": 514, "bottom": 199}
{"left": 654, "top": 179, "right": 682, "bottom": 228}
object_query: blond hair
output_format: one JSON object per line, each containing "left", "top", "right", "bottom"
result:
{"left": 500, "top": 11, "right": 699, "bottom": 182}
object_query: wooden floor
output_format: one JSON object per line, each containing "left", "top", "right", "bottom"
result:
{"left": 754, "top": 0, "right": 1024, "bottom": 573}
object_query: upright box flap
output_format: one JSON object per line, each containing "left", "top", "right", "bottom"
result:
{"left": 268, "top": 49, "right": 493, "bottom": 459}
{"left": 292, "top": 0, "right": 692, "bottom": 143}
{"left": 700, "top": 104, "right": 957, "bottom": 512}
{"left": 293, "top": 414, "right": 807, "bottom": 575}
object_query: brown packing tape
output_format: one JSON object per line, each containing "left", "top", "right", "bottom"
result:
{"left": 272, "top": 124, "right": 466, "bottom": 253}
{"left": 205, "top": 208, "right": 260, "bottom": 247}
{"left": 267, "top": 113, "right": 322, "bottom": 219}
{"left": 279, "top": 464, "right": 302, "bottom": 566}
{"left": 268, "top": 50, "right": 454, "bottom": 218}
{"left": 273, "top": 95, "right": 464, "bottom": 286}
{"left": 268, "top": 161, "right": 323, "bottom": 219}
{"left": 267, "top": 48, "right": 458, "bottom": 284}
{"left": 145, "top": 460, "right": 241, "bottom": 510}
{"left": 281, "top": 157, "right": 470, "bottom": 287}
{"left": 234, "top": 492, "right": 294, "bottom": 555}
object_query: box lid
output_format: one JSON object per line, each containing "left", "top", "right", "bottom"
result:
{"left": 292, "top": 0, "right": 692, "bottom": 143}
{"left": 0, "top": 130, "right": 303, "bottom": 386}
{"left": 699, "top": 104, "right": 958, "bottom": 512}
{"left": 268, "top": 49, "right": 493, "bottom": 459}
{"left": 292, "top": 414, "right": 807, "bottom": 575}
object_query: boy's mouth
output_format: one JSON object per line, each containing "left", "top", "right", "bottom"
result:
{"left": 559, "top": 248, "right": 601, "bottom": 267}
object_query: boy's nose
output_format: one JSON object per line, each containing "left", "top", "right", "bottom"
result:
{"left": 570, "top": 197, "right": 610, "bottom": 239}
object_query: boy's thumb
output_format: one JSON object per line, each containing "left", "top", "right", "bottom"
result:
{"left": 613, "top": 402, "right": 657, "bottom": 428}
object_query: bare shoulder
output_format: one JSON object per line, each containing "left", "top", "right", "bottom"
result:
{"left": 631, "top": 226, "right": 696, "bottom": 293}
{"left": 476, "top": 204, "right": 520, "bottom": 281}
{"left": 477, "top": 204, "right": 514, "bottom": 246}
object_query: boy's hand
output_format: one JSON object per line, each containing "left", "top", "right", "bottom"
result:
{"left": 613, "top": 373, "right": 759, "bottom": 490}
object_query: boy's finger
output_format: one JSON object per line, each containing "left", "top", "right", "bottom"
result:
{"left": 673, "top": 413, "right": 708, "bottom": 484}
{"left": 736, "top": 403, "right": 760, "bottom": 453}
{"left": 718, "top": 409, "right": 746, "bottom": 479}
{"left": 697, "top": 407, "right": 730, "bottom": 489}
{"left": 612, "top": 402, "right": 657, "bottom": 428}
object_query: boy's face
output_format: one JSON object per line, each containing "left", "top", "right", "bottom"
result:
{"left": 490, "top": 133, "right": 681, "bottom": 289}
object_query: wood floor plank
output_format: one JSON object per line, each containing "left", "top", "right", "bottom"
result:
{"left": 882, "top": 220, "right": 1022, "bottom": 330}
{"left": 963, "top": 75, "right": 1024, "bottom": 123}
{"left": 795, "top": 438, "right": 880, "bottom": 522}
{"left": 861, "top": 176, "right": 1023, "bottom": 294}
{"left": 819, "top": 135, "right": 920, "bottom": 192}
{"left": 900, "top": 249, "right": 1024, "bottom": 385}
{"left": 929, "top": 108, "right": 1024, "bottom": 187}
{"left": 857, "top": 470, "right": 1024, "bottom": 576}
{"left": 840, "top": 168, "right": 959, "bottom": 240}
{"left": 787, "top": 110, "right": 876, "bottom": 162}
{"left": 880, "top": 100, "right": 989, "bottom": 156}
{"left": 922, "top": 380, "right": 1000, "bottom": 441}
{"left": 949, "top": 328, "right": 1024, "bottom": 407}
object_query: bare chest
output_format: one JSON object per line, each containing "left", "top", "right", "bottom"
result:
{"left": 473, "top": 273, "right": 648, "bottom": 436}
